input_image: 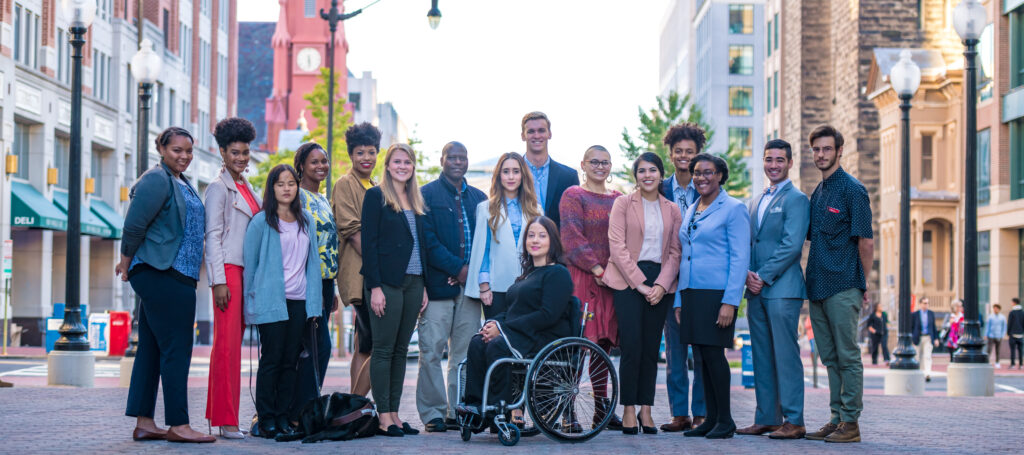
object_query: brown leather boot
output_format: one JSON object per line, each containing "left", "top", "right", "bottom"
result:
{"left": 804, "top": 422, "right": 838, "bottom": 440}
{"left": 824, "top": 422, "right": 860, "bottom": 443}
{"left": 768, "top": 422, "right": 806, "bottom": 439}
{"left": 660, "top": 416, "right": 692, "bottom": 432}
{"left": 736, "top": 423, "right": 780, "bottom": 435}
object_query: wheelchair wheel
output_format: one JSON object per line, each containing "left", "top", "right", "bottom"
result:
{"left": 525, "top": 337, "right": 618, "bottom": 443}
{"left": 460, "top": 425, "right": 472, "bottom": 442}
{"left": 498, "top": 424, "right": 520, "bottom": 446}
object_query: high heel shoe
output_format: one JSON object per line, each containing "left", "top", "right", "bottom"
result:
{"left": 638, "top": 411, "right": 657, "bottom": 435}
{"left": 621, "top": 426, "right": 639, "bottom": 435}
{"left": 218, "top": 427, "right": 246, "bottom": 440}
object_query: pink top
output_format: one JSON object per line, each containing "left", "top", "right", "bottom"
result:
{"left": 235, "top": 181, "right": 261, "bottom": 215}
{"left": 279, "top": 219, "right": 310, "bottom": 300}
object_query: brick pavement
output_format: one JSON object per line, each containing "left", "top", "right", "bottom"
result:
{"left": 1, "top": 366, "right": 1020, "bottom": 454}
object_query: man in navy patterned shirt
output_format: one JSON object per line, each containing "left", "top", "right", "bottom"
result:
{"left": 803, "top": 125, "right": 873, "bottom": 444}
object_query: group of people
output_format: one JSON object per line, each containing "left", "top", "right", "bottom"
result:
{"left": 117, "top": 110, "right": 875, "bottom": 444}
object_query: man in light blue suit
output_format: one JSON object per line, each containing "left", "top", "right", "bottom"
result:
{"left": 736, "top": 139, "right": 809, "bottom": 440}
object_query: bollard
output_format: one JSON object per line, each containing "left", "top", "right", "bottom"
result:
{"left": 739, "top": 331, "right": 754, "bottom": 388}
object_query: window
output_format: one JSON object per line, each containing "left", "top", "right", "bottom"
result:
{"left": 169, "top": 90, "right": 176, "bottom": 127}
{"left": 90, "top": 151, "right": 105, "bottom": 197}
{"left": 773, "top": 70, "right": 778, "bottom": 108}
{"left": 978, "top": 128, "right": 991, "bottom": 206}
{"left": 217, "top": 53, "right": 228, "bottom": 96}
{"left": 180, "top": 25, "right": 193, "bottom": 74}
{"left": 728, "top": 5, "right": 753, "bottom": 34}
{"left": 1014, "top": 119, "right": 1024, "bottom": 199}
{"left": 57, "top": 28, "right": 71, "bottom": 85}
{"left": 767, "top": 18, "right": 772, "bottom": 57}
{"left": 198, "top": 110, "right": 209, "bottom": 149}
{"left": 728, "top": 127, "right": 753, "bottom": 157}
{"left": 12, "top": 122, "right": 30, "bottom": 179}
{"left": 921, "top": 133, "right": 934, "bottom": 182}
{"left": 55, "top": 137, "right": 70, "bottom": 189}
{"left": 766, "top": 74, "right": 772, "bottom": 113}
{"left": 774, "top": 13, "right": 779, "bottom": 51}
{"left": 126, "top": 71, "right": 134, "bottom": 113}
{"left": 728, "top": 45, "right": 753, "bottom": 75}
{"left": 922, "top": 230, "right": 933, "bottom": 285}
{"left": 199, "top": 39, "right": 210, "bottom": 88}
{"left": 979, "top": 23, "right": 994, "bottom": 102}
{"left": 1013, "top": 7, "right": 1024, "bottom": 88}
{"left": 979, "top": 231, "right": 991, "bottom": 309}
{"left": 13, "top": 3, "right": 40, "bottom": 69}
{"left": 182, "top": 100, "right": 191, "bottom": 128}
{"left": 155, "top": 82, "right": 165, "bottom": 127}
{"left": 728, "top": 86, "right": 753, "bottom": 116}
{"left": 220, "top": 0, "right": 230, "bottom": 30}
{"left": 163, "top": 9, "right": 171, "bottom": 49}
{"left": 305, "top": 0, "right": 316, "bottom": 18}
{"left": 91, "top": 50, "right": 112, "bottom": 103}
{"left": 201, "top": 0, "right": 211, "bottom": 17}
{"left": 97, "top": 0, "right": 111, "bottom": 22}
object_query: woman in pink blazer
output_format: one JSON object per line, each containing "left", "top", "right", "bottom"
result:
{"left": 605, "top": 152, "right": 682, "bottom": 435}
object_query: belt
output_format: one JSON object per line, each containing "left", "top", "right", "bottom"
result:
{"left": 329, "top": 402, "right": 376, "bottom": 427}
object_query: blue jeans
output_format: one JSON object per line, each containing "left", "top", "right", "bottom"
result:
{"left": 664, "top": 312, "right": 705, "bottom": 417}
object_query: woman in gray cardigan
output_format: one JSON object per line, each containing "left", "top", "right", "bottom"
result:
{"left": 242, "top": 164, "right": 322, "bottom": 439}
{"left": 115, "top": 127, "right": 214, "bottom": 443}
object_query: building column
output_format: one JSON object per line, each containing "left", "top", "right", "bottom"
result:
{"left": 991, "top": 229, "right": 1020, "bottom": 309}
{"left": 11, "top": 229, "right": 54, "bottom": 346}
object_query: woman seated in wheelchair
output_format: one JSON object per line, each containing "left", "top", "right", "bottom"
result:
{"left": 460, "top": 216, "right": 574, "bottom": 424}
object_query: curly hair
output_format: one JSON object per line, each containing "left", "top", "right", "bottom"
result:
{"left": 663, "top": 122, "right": 707, "bottom": 153}
{"left": 688, "top": 153, "right": 729, "bottom": 186}
{"left": 213, "top": 117, "right": 256, "bottom": 150}
{"left": 345, "top": 122, "right": 382, "bottom": 155}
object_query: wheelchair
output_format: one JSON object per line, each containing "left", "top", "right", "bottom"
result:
{"left": 455, "top": 299, "right": 619, "bottom": 446}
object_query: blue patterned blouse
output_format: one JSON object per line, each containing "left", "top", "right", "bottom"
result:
{"left": 130, "top": 178, "right": 205, "bottom": 280}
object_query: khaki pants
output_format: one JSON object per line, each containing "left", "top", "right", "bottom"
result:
{"left": 809, "top": 288, "right": 863, "bottom": 424}
{"left": 917, "top": 334, "right": 934, "bottom": 376}
{"left": 416, "top": 290, "right": 482, "bottom": 423}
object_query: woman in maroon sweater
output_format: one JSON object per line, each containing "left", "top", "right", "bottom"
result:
{"left": 558, "top": 145, "right": 622, "bottom": 430}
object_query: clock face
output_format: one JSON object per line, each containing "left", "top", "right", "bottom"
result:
{"left": 296, "top": 47, "right": 322, "bottom": 72}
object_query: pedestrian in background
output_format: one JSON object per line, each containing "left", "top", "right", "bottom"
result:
{"left": 520, "top": 111, "right": 579, "bottom": 228}
{"left": 289, "top": 142, "right": 340, "bottom": 420}
{"left": 117, "top": 127, "right": 214, "bottom": 443}
{"left": 605, "top": 152, "right": 681, "bottom": 435}
{"left": 867, "top": 303, "right": 890, "bottom": 365}
{"left": 1008, "top": 298, "right": 1024, "bottom": 369}
{"left": 737, "top": 139, "right": 809, "bottom": 440}
{"left": 676, "top": 153, "right": 750, "bottom": 440}
{"left": 203, "top": 118, "right": 259, "bottom": 440}
{"left": 985, "top": 303, "right": 1007, "bottom": 368}
{"left": 332, "top": 122, "right": 381, "bottom": 396}
{"left": 659, "top": 123, "right": 706, "bottom": 432}
{"left": 945, "top": 300, "right": 964, "bottom": 361}
{"left": 559, "top": 145, "right": 623, "bottom": 431}
{"left": 911, "top": 297, "right": 939, "bottom": 382}
{"left": 243, "top": 164, "right": 322, "bottom": 439}
{"left": 361, "top": 143, "right": 429, "bottom": 437}
{"left": 417, "top": 141, "right": 487, "bottom": 432}
{"left": 465, "top": 153, "right": 542, "bottom": 319}
{"left": 803, "top": 125, "right": 873, "bottom": 444}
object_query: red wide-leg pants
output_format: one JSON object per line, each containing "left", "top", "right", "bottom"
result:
{"left": 205, "top": 264, "right": 245, "bottom": 427}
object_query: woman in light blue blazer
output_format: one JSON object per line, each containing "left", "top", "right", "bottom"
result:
{"left": 674, "top": 154, "right": 751, "bottom": 440}
{"left": 242, "top": 164, "right": 322, "bottom": 439}
{"left": 466, "top": 152, "right": 543, "bottom": 319}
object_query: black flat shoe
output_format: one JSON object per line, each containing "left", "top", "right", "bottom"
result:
{"left": 376, "top": 425, "right": 404, "bottom": 437}
{"left": 705, "top": 423, "right": 736, "bottom": 439}
{"left": 424, "top": 418, "right": 447, "bottom": 433}
{"left": 401, "top": 422, "right": 420, "bottom": 435}
{"left": 684, "top": 421, "right": 715, "bottom": 437}
{"left": 622, "top": 426, "right": 639, "bottom": 435}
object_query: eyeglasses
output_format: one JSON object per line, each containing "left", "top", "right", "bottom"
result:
{"left": 692, "top": 170, "right": 719, "bottom": 178}
{"left": 587, "top": 160, "right": 612, "bottom": 168}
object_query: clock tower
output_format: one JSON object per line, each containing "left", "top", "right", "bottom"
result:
{"left": 265, "top": 0, "right": 350, "bottom": 151}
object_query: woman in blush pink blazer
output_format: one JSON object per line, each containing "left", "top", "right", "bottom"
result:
{"left": 604, "top": 152, "right": 682, "bottom": 435}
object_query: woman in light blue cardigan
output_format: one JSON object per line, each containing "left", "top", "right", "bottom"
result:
{"left": 674, "top": 154, "right": 750, "bottom": 440}
{"left": 242, "top": 164, "right": 322, "bottom": 439}
{"left": 466, "top": 152, "right": 543, "bottom": 319}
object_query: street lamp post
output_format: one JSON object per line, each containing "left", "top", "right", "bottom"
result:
{"left": 49, "top": 0, "right": 96, "bottom": 387}
{"left": 952, "top": 0, "right": 988, "bottom": 365}
{"left": 427, "top": 0, "right": 442, "bottom": 29}
{"left": 319, "top": 1, "right": 363, "bottom": 199}
{"left": 123, "top": 39, "right": 162, "bottom": 358}
{"left": 888, "top": 50, "right": 921, "bottom": 371}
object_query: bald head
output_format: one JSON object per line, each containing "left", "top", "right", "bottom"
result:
{"left": 440, "top": 141, "right": 469, "bottom": 184}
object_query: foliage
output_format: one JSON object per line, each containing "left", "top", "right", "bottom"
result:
{"left": 621, "top": 90, "right": 750, "bottom": 198}
{"left": 302, "top": 67, "right": 355, "bottom": 188}
{"left": 249, "top": 148, "right": 296, "bottom": 195}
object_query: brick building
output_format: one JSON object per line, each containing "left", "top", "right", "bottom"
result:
{"left": 0, "top": 0, "right": 239, "bottom": 346}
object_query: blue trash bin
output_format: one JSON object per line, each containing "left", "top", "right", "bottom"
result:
{"left": 739, "top": 331, "right": 754, "bottom": 388}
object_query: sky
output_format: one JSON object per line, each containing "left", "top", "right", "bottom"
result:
{"left": 239, "top": 0, "right": 669, "bottom": 168}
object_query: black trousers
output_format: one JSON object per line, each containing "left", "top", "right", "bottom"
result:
{"left": 612, "top": 261, "right": 671, "bottom": 406}
{"left": 256, "top": 299, "right": 306, "bottom": 423}
{"left": 695, "top": 344, "right": 734, "bottom": 428}
{"left": 289, "top": 280, "right": 335, "bottom": 419}
{"left": 125, "top": 268, "right": 197, "bottom": 426}
{"left": 869, "top": 333, "right": 890, "bottom": 364}
{"left": 483, "top": 291, "right": 508, "bottom": 321}
{"left": 465, "top": 333, "right": 514, "bottom": 407}
{"left": 1009, "top": 337, "right": 1024, "bottom": 366}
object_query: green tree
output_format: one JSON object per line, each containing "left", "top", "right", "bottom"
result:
{"left": 302, "top": 67, "right": 355, "bottom": 187}
{"left": 249, "top": 148, "right": 296, "bottom": 194}
{"left": 621, "top": 90, "right": 750, "bottom": 198}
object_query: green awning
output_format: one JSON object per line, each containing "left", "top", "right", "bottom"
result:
{"left": 10, "top": 181, "right": 67, "bottom": 230}
{"left": 89, "top": 199, "right": 123, "bottom": 239}
{"left": 52, "top": 190, "right": 114, "bottom": 238}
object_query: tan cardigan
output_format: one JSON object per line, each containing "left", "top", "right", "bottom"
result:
{"left": 332, "top": 170, "right": 374, "bottom": 305}
{"left": 204, "top": 169, "right": 260, "bottom": 286}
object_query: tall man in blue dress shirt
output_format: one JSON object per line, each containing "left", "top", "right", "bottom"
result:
{"left": 521, "top": 111, "right": 579, "bottom": 228}
{"left": 658, "top": 123, "right": 706, "bottom": 432}
{"left": 736, "top": 139, "right": 809, "bottom": 440}
{"left": 803, "top": 125, "right": 873, "bottom": 444}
